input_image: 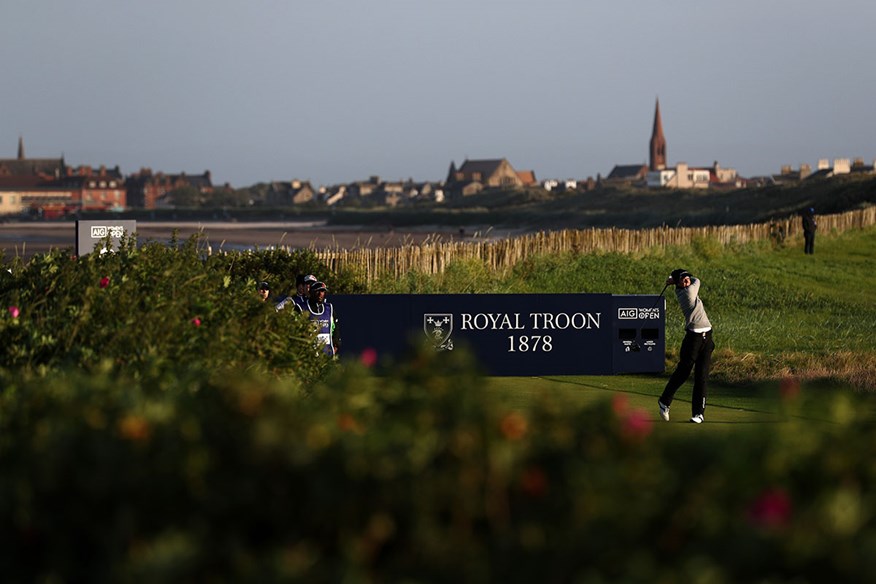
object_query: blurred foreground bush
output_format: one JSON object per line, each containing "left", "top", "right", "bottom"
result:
{"left": 1, "top": 347, "right": 875, "bottom": 583}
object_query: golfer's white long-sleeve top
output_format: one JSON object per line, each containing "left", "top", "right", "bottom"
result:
{"left": 675, "top": 277, "right": 712, "bottom": 332}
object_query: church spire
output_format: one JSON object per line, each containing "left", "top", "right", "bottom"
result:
{"left": 649, "top": 98, "right": 666, "bottom": 171}
{"left": 17, "top": 135, "right": 25, "bottom": 160}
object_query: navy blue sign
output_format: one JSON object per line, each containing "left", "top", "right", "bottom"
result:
{"left": 331, "top": 294, "right": 664, "bottom": 376}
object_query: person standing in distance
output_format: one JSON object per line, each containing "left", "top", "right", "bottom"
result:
{"left": 276, "top": 273, "right": 317, "bottom": 312}
{"left": 802, "top": 207, "right": 817, "bottom": 255}
{"left": 306, "top": 281, "right": 340, "bottom": 356}
{"left": 294, "top": 274, "right": 318, "bottom": 312}
{"left": 257, "top": 281, "right": 272, "bottom": 302}
{"left": 657, "top": 269, "right": 715, "bottom": 424}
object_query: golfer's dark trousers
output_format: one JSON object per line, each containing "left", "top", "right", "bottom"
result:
{"left": 660, "top": 330, "right": 715, "bottom": 417}
{"left": 804, "top": 231, "right": 815, "bottom": 254}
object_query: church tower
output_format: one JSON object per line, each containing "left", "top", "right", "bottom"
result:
{"left": 649, "top": 98, "right": 666, "bottom": 171}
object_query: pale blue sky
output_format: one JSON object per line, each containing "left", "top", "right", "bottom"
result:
{"left": 2, "top": 0, "right": 874, "bottom": 187}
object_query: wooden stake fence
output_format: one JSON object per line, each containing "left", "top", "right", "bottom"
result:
{"left": 310, "top": 207, "right": 876, "bottom": 283}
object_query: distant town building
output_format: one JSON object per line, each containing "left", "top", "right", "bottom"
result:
{"left": 516, "top": 170, "right": 538, "bottom": 187}
{"left": 710, "top": 162, "right": 738, "bottom": 185}
{"left": 851, "top": 157, "right": 876, "bottom": 174}
{"left": 647, "top": 163, "right": 711, "bottom": 189}
{"left": 0, "top": 137, "right": 68, "bottom": 215}
{"left": 319, "top": 184, "right": 347, "bottom": 206}
{"left": 347, "top": 176, "right": 381, "bottom": 199}
{"left": 409, "top": 181, "right": 445, "bottom": 203}
{"left": 377, "top": 179, "right": 406, "bottom": 207}
{"left": 0, "top": 137, "right": 126, "bottom": 216}
{"left": 126, "top": 169, "right": 213, "bottom": 209}
{"left": 266, "top": 180, "right": 315, "bottom": 206}
{"left": 762, "top": 157, "right": 874, "bottom": 186}
{"left": 772, "top": 163, "right": 812, "bottom": 184}
{"left": 0, "top": 175, "right": 72, "bottom": 216}
{"left": 55, "top": 165, "right": 126, "bottom": 211}
{"left": 0, "top": 138, "right": 66, "bottom": 179}
{"left": 604, "top": 164, "right": 648, "bottom": 187}
{"left": 542, "top": 179, "right": 581, "bottom": 192}
{"left": 445, "top": 158, "right": 526, "bottom": 197}
{"left": 647, "top": 161, "right": 741, "bottom": 189}
{"left": 804, "top": 158, "right": 865, "bottom": 181}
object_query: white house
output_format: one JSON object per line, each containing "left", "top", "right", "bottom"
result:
{"left": 647, "top": 163, "right": 711, "bottom": 189}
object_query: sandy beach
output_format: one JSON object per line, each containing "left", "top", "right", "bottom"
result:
{"left": 0, "top": 220, "right": 515, "bottom": 260}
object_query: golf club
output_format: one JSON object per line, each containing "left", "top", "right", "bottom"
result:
{"left": 650, "top": 281, "right": 670, "bottom": 310}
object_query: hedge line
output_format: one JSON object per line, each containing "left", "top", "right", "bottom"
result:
{"left": 1, "top": 349, "right": 874, "bottom": 582}
{"left": 0, "top": 234, "right": 358, "bottom": 384}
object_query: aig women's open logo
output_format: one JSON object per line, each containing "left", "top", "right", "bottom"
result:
{"left": 618, "top": 307, "right": 661, "bottom": 320}
{"left": 424, "top": 314, "right": 454, "bottom": 351}
{"left": 90, "top": 225, "right": 126, "bottom": 239}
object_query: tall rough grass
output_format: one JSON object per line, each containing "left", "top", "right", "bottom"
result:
{"left": 311, "top": 206, "right": 875, "bottom": 283}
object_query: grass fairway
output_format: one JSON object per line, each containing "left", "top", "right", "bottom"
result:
{"left": 485, "top": 374, "right": 876, "bottom": 427}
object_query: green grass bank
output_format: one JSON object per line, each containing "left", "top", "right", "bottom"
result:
{"left": 371, "top": 224, "right": 876, "bottom": 389}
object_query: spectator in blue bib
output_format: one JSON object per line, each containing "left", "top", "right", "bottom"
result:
{"left": 305, "top": 281, "right": 340, "bottom": 356}
{"left": 276, "top": 273, "right": 317, "bottom": 312}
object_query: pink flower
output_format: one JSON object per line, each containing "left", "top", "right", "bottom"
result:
{"left": 99, "top": 276, "right": 110, "bottom": 289}
{"left": 620, "top": 408, "right": 653, "bottom": 442}
{"left": 191, "top": 317, "right": 202, "bottom": 327}
{"left": 748, "top": 488, "right": 792, "bottom": 529}
{"left": 360, "top": 347, "right": 378, "bottom": 367}
{"left": 610, "top": 397, "right": 653, "bottom": 442}
{"left": 8, "top": 306, "right": 20, "bottom": 319}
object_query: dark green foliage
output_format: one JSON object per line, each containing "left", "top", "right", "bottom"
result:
{"left": 1, "top": 348, "right": 875, "bottom": 582}
{"left": 0, "top": 234, "right": 346, "bottom": 384}
{"left": 224, "top": 246, "right": 366, "bottom": 298}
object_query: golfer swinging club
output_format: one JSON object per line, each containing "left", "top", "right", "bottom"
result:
{"left": 658, "top": 269, "right": 715, "bottom": 424}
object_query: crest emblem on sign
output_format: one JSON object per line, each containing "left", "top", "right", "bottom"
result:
{"left": 423, "top": 314, "right": 454, "bottom": 351}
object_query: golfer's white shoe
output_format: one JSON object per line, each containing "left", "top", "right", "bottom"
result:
{"left": 690, "top": 414, "right": 704, "bottom": 424}
{"left": 658, "top": 400, "right": 670, "bottom": 422}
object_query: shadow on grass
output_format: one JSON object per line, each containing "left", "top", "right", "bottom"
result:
{"left": 538, "top": 374, "right": 844, "bottom": 425}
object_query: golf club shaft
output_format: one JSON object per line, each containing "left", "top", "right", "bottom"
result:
{"left": 651, "top": 282, "right": 670, "bottom": 310}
